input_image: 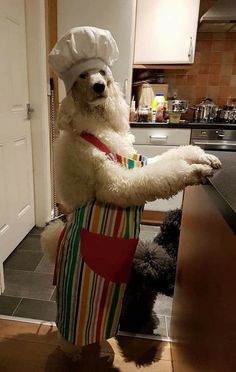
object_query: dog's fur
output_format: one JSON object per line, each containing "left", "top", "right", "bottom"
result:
{"left": 41, "top": 66, "right": 221, "bottom": 356}
{"left": 120, "top": 210, "right": 182, "bottom": 334}
{"left": 154, "top": 209, "right": 182, "bottom": 259}
{"left": 119, "top": 241, "right": 176, "bottom": 334}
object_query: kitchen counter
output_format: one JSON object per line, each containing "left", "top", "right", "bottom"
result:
{"left": 206, "top": 151, "right": 236, "bottom": 234}
{"left": 130, "top": 122, "right": 236, "bottom": 129}
{"left": 171, "top": 183, "right": 236, "bottom": 372}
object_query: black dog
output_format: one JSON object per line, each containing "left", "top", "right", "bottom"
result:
{"left": 119, "top": 209, "right": 182, "bottom": 334}
{"left": 154, "top": 209, "right": 182, "bottom": 260}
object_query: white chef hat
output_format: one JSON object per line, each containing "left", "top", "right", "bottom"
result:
{"left": 49, "top": 26, "right": 119, "bottom": 93}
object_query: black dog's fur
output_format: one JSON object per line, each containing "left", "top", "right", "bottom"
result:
{"left": 154, "top": 208, "right": 182, "bottom": 260}
{"left": 119, "top": 209, "right": 182, "bottom": 334}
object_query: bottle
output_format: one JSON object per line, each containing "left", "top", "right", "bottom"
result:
{"left": 148, "top": 106, "right": 152, "bottom": 122}
{"left": 129, "top": 97, "right": 137, "bottom": 122}
{"left": 151, "top": 95, "right": 158, "bottom": 122}
{"left": 152, "top": 93, "right": 166, "bottom": 123}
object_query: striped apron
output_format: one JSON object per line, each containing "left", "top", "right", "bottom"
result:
{"left": 54, "top": 132, "right": 147, "bottom": 346}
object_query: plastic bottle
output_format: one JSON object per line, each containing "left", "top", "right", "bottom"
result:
{"left": 129, "top": 97, "right": 137, "bottom": 122}
{"left": 152, "top": 93, "right": 166, "bottom": 123}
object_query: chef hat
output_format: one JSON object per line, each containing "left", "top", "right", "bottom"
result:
{"left": 49, "top": 26, "right": 119, "bottom": 93}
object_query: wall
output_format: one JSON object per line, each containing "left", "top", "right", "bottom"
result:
{"left": 57, "top": 0, "right": 136, "bottom": 104}
{"left": 165, "top": 32, "right": 236, "bottom": 108}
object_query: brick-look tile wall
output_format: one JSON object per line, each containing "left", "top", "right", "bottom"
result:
{"left": 165, "top": 32, "right": 236, "bottom": 109}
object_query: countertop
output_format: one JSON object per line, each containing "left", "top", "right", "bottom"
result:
{"left": 205, "top": 151, "right": 236, "bottom": 234}
{"left": 130, "top": 122, "right": 236, "bottom": 130}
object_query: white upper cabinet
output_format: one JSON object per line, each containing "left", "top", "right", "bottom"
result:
{"left": 134, "top": 0, "right": 200, "bottom": 64}
{"left": 57, "top": 0, "right": 136, "bottom": 104}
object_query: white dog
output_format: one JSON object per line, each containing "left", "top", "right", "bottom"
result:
{"left": 42, "top": 26, "right": 221, "bottom": 359}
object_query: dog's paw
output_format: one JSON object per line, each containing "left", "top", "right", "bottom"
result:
{"left": 198, "top": 153, "right": 221, "bottom": 169}
{"left": 185, "top": 163, "right": 214, "bottom": 185}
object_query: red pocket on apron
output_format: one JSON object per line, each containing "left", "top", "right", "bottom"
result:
{"left": 80, "top": 228, "right": 138, "bottom": 283}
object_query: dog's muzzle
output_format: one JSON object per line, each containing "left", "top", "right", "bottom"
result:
{"left": 93, "top": 83, "right": 105, "bottom": 94}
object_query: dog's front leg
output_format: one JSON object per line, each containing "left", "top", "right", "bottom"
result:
{"left": 157, "top": 145, "right": 221, "bottom": 169}
{"left": 95, "top": 157, "right": 214, "bottom": 208}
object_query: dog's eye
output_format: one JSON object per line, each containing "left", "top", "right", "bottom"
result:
{"left": 79, "top": 72, "right": 88, "bottom": 79}
{"left": 99, "top": 70, "right": 106, "bottom": 76}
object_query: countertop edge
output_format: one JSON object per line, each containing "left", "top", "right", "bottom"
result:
{"left": 130, "top": 122, "right": 236, "bottom": 129}
{"left": 204, "top": 182, "right": 236, "bottom": 235}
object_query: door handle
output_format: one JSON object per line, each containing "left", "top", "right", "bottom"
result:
{"left": 26, "top": 103, "right": 34, "bottom": 120}
{"left": 188, "top": 37, "right": 193, "bottom": 60}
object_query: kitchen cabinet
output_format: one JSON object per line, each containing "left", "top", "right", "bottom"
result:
{"left": 171, "top": 185, "right": 236, "bottom": 371}
{"left": 57, "top": 0, "right": 136, "bottom": 104}
{"left": 134, "top": 0, "right": 200, "bottom": 64}
{"left": 131, "top": 127, "right": 191, "bottom": 213}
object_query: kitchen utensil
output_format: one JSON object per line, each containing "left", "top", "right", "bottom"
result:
{"left": 190, "top": 98, "right": 218, "bottom": 123}
{"left": 166, "top": 100, "right": 188, "bottom": 123}
{"left": 217, "top": 98, "right": 236, "bottom": 123}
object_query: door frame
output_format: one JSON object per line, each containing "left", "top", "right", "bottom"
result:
{"left": 25, "top": 0, "right": 52, "bottom": 227}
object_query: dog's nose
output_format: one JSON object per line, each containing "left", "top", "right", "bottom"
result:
{"left": 93, "top": 83, "right": 105, "bottom": 94}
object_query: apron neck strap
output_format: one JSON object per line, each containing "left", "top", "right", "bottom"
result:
{"left": 80, "top": 132, "right": 114, "bottom": 159}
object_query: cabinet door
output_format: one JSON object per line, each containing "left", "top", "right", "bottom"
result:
{"left": 134, "top": 0, "right": 200, "bottom": 64}
{"left": 135, "top": 144, "right": 183, "bottom": 212}
{"left": 57, "top": 0, "right": 136, "bottom": 104}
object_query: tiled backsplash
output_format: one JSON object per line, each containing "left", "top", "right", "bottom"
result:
{"left": 166, "top": 32, "right": 236, "bottom": 108}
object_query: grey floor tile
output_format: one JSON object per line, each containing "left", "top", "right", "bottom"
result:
{"left": 16, "top": 235, "right": 42, "bottom": 252}
{"left": 14, "top": 298, "right": 57, "bottom": 321}
{"left": 153, "top": 294, "right": 173, "bottom": 316}
{"left": 3, "top": 269, "right": 55, "bottom": 300}
{"left": 139, "top": 225, "right": 160, "bottom": 241}
{"left": 35, "top": 256, "right": 54, "bottom": 274}
{"left": 153, "top": 315, "right": 167, "bottom": 338}
{"left": 4, "top": 250, "right": 43, "bottom": 271}
{"left": 29, "top": 226, "right": 44, "bottom": 235}
{"left": 0, "top": 295, "right": 22, "bottom": 316}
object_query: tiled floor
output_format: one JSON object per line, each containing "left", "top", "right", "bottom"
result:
{"left": 0, "top": 226, "right": 57, "bottom": 321}
{"left": 0, "top": 224, "right": 173, "bottom": 340}
{"left": 0, "top": 319, "right": 173, "bottom": 371}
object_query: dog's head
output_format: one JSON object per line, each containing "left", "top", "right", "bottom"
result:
{"left": 57, "top": 66, "right": 129, "bottom": 133}
{"left": 72, "top": 66, "right": 112, "bottom": 107}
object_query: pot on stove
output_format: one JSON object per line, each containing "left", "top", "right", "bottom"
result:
{"left": 190, "top": 98, "right": 218, "bottom": 123}
{"left": 217, "top": 98, "right": 236, "bottom": 124}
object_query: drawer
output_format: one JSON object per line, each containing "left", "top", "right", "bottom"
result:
{"left": 131, "top": 128, "right": 191, "bottom": 146}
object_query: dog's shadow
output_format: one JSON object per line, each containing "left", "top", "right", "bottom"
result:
{"left": 115, "top": 334, "right": 165, "bottom": 367}
{"left": 0, "top": 325, "right": 165, "bottom": 371}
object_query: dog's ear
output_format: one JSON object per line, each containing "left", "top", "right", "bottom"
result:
{"left": 57, "top": 93, "right": 75, "bottom": 131}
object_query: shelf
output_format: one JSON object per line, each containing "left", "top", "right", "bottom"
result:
{"left": 133, "top": 64, "right": 192, "bottom": 70}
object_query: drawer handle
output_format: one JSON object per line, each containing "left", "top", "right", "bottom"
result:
{"left": 149, "top": 135, "right": 168, "bottom": 143}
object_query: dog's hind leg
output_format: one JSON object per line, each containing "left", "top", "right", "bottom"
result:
{"left": 41, "top": 219, "right": 64, "bottom": 263}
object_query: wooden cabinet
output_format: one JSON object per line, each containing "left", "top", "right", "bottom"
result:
{"left": 57, "top": 0, "right": 136, "bottom": 104}
{"left": 134, "top": 0, "right": 200, "bottom": 64}
{"left": 171, "top": 185, "right": 236, "bottom": 372}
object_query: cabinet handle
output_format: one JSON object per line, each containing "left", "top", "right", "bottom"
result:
{"left": 149, "top": 135, "right": 168, "bottom": 143}
{"left": 188, "top": 37, "right": 193, "bottom": 59}
{"left": 124, "top": 78, "right": 128, "bottom": 99}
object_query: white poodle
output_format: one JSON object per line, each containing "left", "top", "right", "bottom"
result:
{"left": 42, "top": 26, "right": 220, "bottom": 359}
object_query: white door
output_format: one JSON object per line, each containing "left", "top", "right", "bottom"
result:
{"left": 0, "top": 0, "right": 35, "bottom": 292}
{"left": 134, "top": 0, "right": 200, "bottom": 64}
{"left": 57, "top": 0, "right": 136, "bottom": 104}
